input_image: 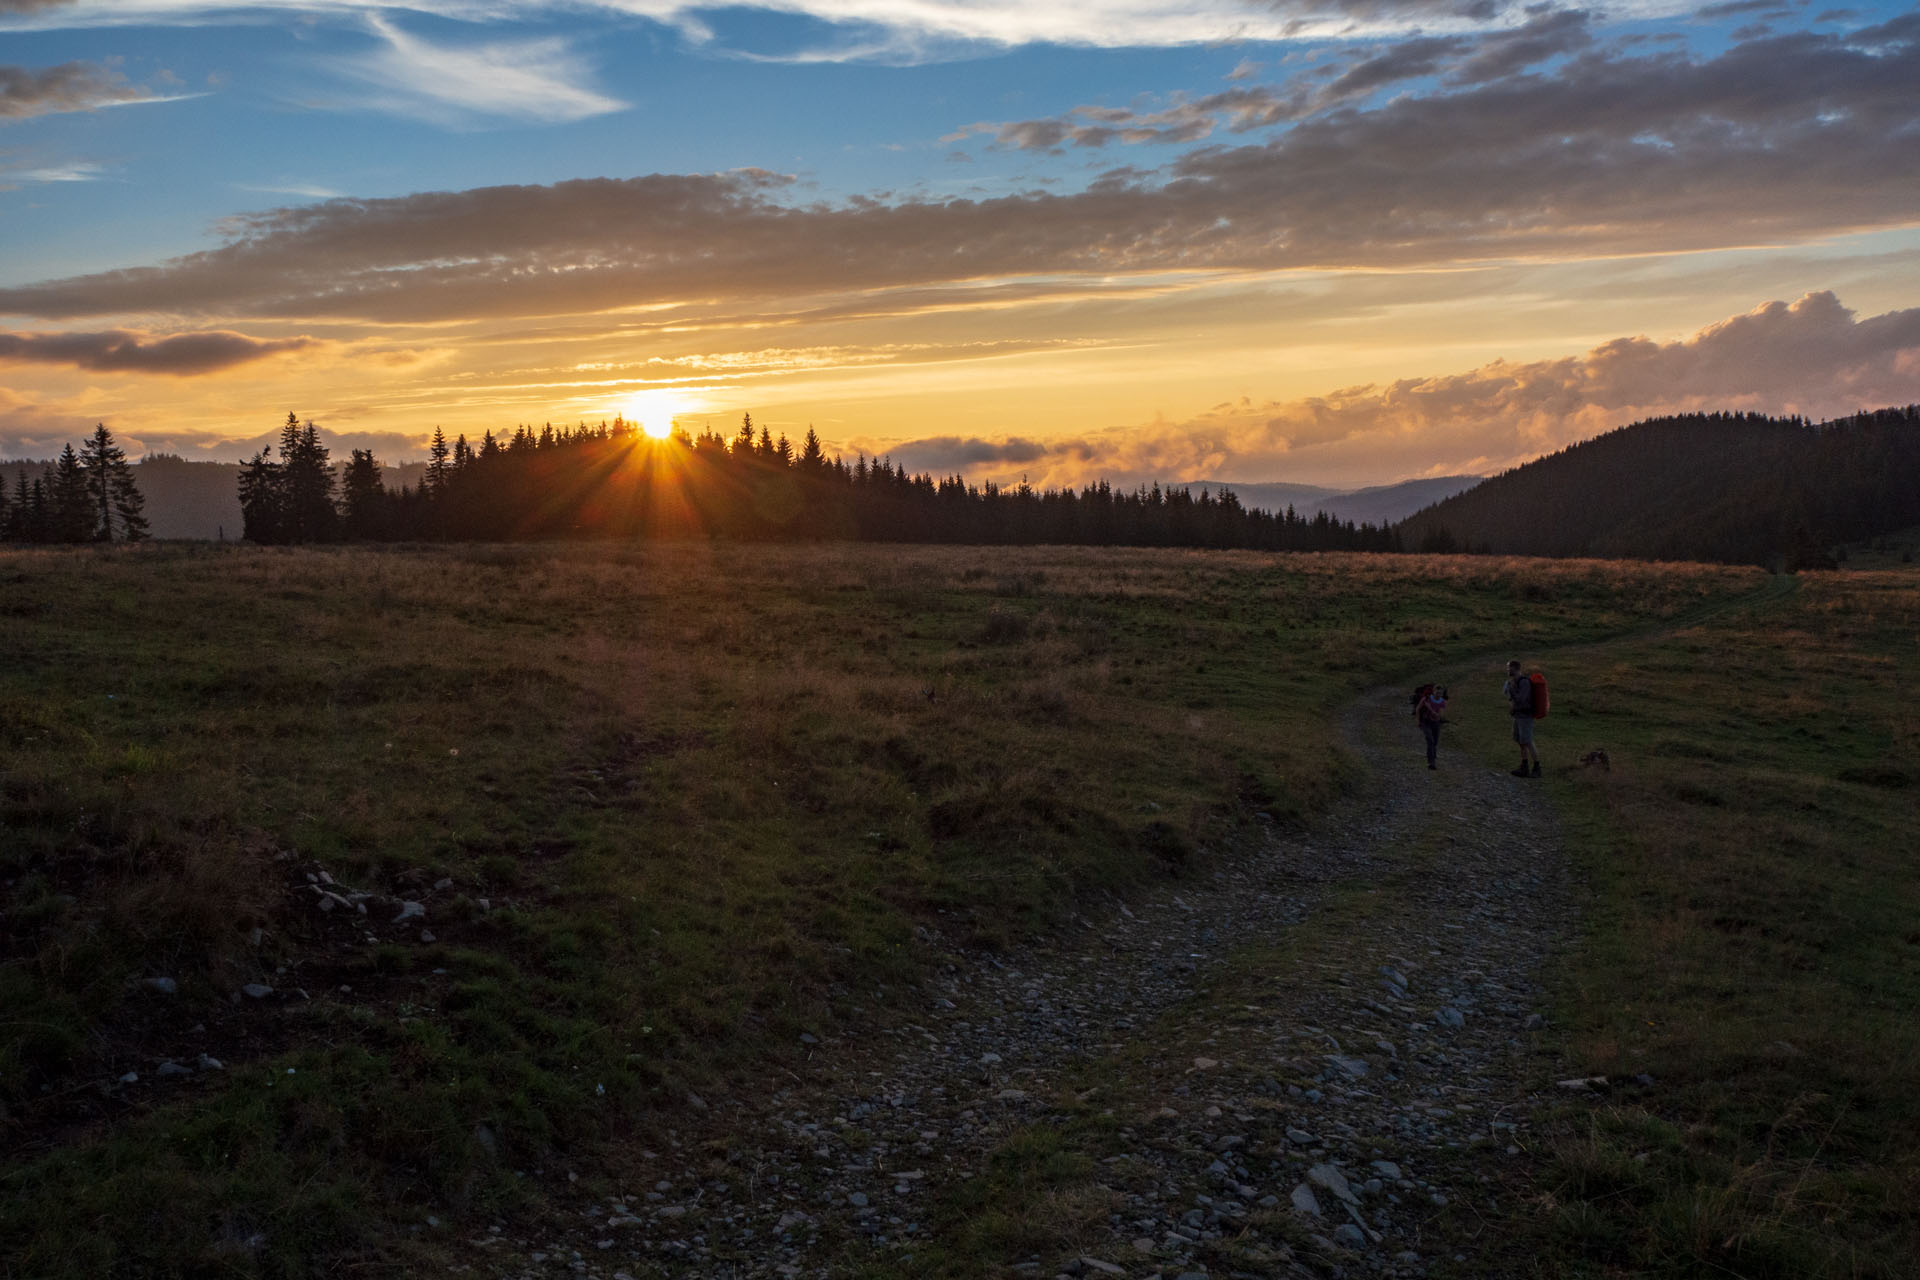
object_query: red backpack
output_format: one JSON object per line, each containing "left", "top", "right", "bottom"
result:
{"left": 1528, "top": 670, "right": 1549, "bottom": 719}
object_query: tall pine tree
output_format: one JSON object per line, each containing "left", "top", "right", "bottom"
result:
{"left": 49, "top": 444, "right": 94, "bottom": 542}
{"left": 80, "top": 423, "right": 148, "bottom": 542}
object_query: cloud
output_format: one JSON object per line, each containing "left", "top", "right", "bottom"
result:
{"left": 0, "top": 60, "right": 162, "bottom": 119}
{"left": 0, "top": 160, "right": 109, "bottom": 185}
{"left": 3, "top": 1, "right": 1604, "bottom": 61}
{"left": 962, "top": 9, "right": 1597, "bottom": 152}
{"left": 853, "top": 434, "right": 1053, "bottom": 471}
{"left": 874, "top": 293, "right": 1920, "bottom": 487}
{"left": 0, "top": 327, "right": 317, "bottom": 374}
{"left": 315, "top": 15, "right": 627, "bottom": 126}
{"left": 1, "top": 31, "right": 1914, "bottom": 325}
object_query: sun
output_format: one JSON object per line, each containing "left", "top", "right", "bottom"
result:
{"left": 621, "top": 389, "right": 690, "bottom": 440}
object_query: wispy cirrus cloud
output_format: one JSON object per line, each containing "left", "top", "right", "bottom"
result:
{"left": 0, "top": 326, "right": 318, "bottom": 374}
{"left": 314, "top": 15, "right": 628, "bottom": 126}
{"left": 877, "top": 292, "right": 1920, "bottom": 487}
{"left": 950, "top": 8, "right": 1597, "bottom": 151}
{"left": 3, "top": 0, "right": 1654, "bottom": 62}
{"left": 0, "top": 159, "right": 109, "bottom": 185}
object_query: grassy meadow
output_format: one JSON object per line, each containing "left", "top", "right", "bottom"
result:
{"left": 1446, "top": 567, "right": 1920, "bottom": 1277}
{"left": 0, "top": 541, "right": 1788, "bottom": 1276}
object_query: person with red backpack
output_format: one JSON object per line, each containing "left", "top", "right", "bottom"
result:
{"left": 1504, "top": 659, "right": 1543, "bottom": 777}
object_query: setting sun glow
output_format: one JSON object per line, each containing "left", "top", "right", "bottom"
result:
{"left": 623, "top": 390, "right": 688, "bottom": 440}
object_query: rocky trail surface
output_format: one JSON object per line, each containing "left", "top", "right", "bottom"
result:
{"left": 469, "top": 689, "right": 1576, "bottom": 1280}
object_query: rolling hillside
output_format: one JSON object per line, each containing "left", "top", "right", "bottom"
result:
{"left": 1397, "top": 406, "right": 1920, "bottom": 567}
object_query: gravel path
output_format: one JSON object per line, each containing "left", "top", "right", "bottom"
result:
{"left": 473, "top": 688, "right": 1575, "bottom": 1280}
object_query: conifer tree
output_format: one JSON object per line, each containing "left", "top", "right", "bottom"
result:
{"left": 237, "top": 447, "right": 284, "bottom": 543}
{"left": 27, "top": 477, "right": 50, "bottom": 543}
{"left": 798, "top": 427, "right": 825, "bottom": 471}
{"left": 426, "top": 426, "right": 451, "bottom": 495}
{"left": 80, "top": 423, "right": 148, "bottom": 542}
{"left": 342, "top": 448, "right": 386, "bottom": 538}
{"left": 6, "top": 471, "right": 30, "bottom": 541}
{"left": 49, "top": 444, "right": 94, "bottom": 542}
{"left": 283, "top": 419, "right": 338, "bottom": 541}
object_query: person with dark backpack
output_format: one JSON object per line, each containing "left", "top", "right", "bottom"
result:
{"left": 1504, "top": 659, "right": 1542, "bottom": 777}
{"left": 1413, "top": 683, "right": 1448, "bottom": 770}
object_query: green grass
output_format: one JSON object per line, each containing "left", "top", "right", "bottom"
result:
{"left": 1449, "top": 566, "right": 1920, "bottom": 1278}
{"left": 0, "top": 542, "right": 1758, "bottom": 1276}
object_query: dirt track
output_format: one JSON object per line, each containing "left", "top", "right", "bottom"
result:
{"left": 474, "top": 683, "right": 1573, "bottom": 1279}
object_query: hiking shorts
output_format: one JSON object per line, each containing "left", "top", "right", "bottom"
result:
{"left": 1512, "top": 714, "right": 1535, "bottom": 746}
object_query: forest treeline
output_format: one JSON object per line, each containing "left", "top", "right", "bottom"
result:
{"left": 1396, "top": 406, "right": 1920, "bottom": 568}
{"left": 236, "top": 413, "right": 1397, "bottom": 551}
{"left": 0, "top": 425, "right": 147, "bottom": 544}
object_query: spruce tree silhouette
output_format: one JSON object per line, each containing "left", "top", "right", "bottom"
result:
{"left": 81, "top": 423, "right": 148, "bottom": 543}
{"left": 50, "top": 444, "right": 94, "bottom": 543}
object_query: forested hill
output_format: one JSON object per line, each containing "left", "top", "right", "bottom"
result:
{"left": 1396, "top": 406, "right": 1920, "bottom": 568}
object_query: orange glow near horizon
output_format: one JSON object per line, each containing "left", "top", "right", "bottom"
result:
{"left": 622, "top": 389, "right": 694, "bottom": 440}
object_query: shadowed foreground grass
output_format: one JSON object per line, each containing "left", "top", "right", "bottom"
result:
{"left": 0, "top": 542, "right": 1754, "bottom": 1276}
{"left": 1455, "top": 568, "right": 1920, "bottom": 1278}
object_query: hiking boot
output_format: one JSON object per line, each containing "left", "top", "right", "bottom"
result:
{"left": 1531, "top": 762, "right": 1542, "bottom": 778}
{"left": 1511, "top": 765, "right": 1531, "bottom": 777}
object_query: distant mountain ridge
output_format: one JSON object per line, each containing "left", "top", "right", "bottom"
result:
{"left": 1396, "top": 406, "right": 1920, "bottom": 568}
{"left": 1193, "top": 475, "right": 1483, "bottom": 527}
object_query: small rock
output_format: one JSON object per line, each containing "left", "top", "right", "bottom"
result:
{"left": 241, "top": 983, "right": 273, "bottom": 999}
{"left": 1435, "top": 1007, "right": 1465, "bottom": 1029}
{"left": 197, "top": 1054, "right": 224, "bottom": 1071}
{"left": 156, "top": 1061, "right": 192, "bottom": 1077}
{"left": 392, "top": 900, "right": 426, "bottom": 924}
{"left": 119, "top": 1071, "right": 139, "bottom": 1084}
{"left": 1369, "top": 1160, "right": 1402, "bottom": 1180}
{"left": 799, "top": 1033, "right": 819, "bottom": 1045}
{"left": 848, "top": 1192, "right": 869, "bottom": 1208}
{"left": 142, "top": 976, "right": 177, "bottom": 995}
{"left": 419, "top": 929, "right": 436, "bottom": 944}
{"left": 1286, "top": 1127, "right": 1318, "bottom": 1146}
{"left": 1191, "top": 1056, "right": 1218, "bottom": 1070}
{"left": 1524, "top": 1013, "right": 1544, "bottom": 1030}
{"left": 1326, "top": 1054, "right": 1369, "bottom": 1078}
{"left": 1078, "top": 1258, "right": 1126, "bottom": 1276}
{"left": 685, "top": 1091, "right": 708, "bottom": 1111}
{"left": 1308, "top": 1163, "right": 1358, "bottom": 1205}
{"left": 1290, "top": 1183, "right": 1322, "bottom": 1217}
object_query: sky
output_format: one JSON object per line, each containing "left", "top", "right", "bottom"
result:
{"left": 1, "top": 0, "right": 1917, "bottom": 489}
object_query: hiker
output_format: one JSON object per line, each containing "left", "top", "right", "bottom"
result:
{"left": 1415, "top": 684, "right": 1448, "bottom": 770}
{"left": 1504, "top": 659, "right": 1541, "bottom": 777}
